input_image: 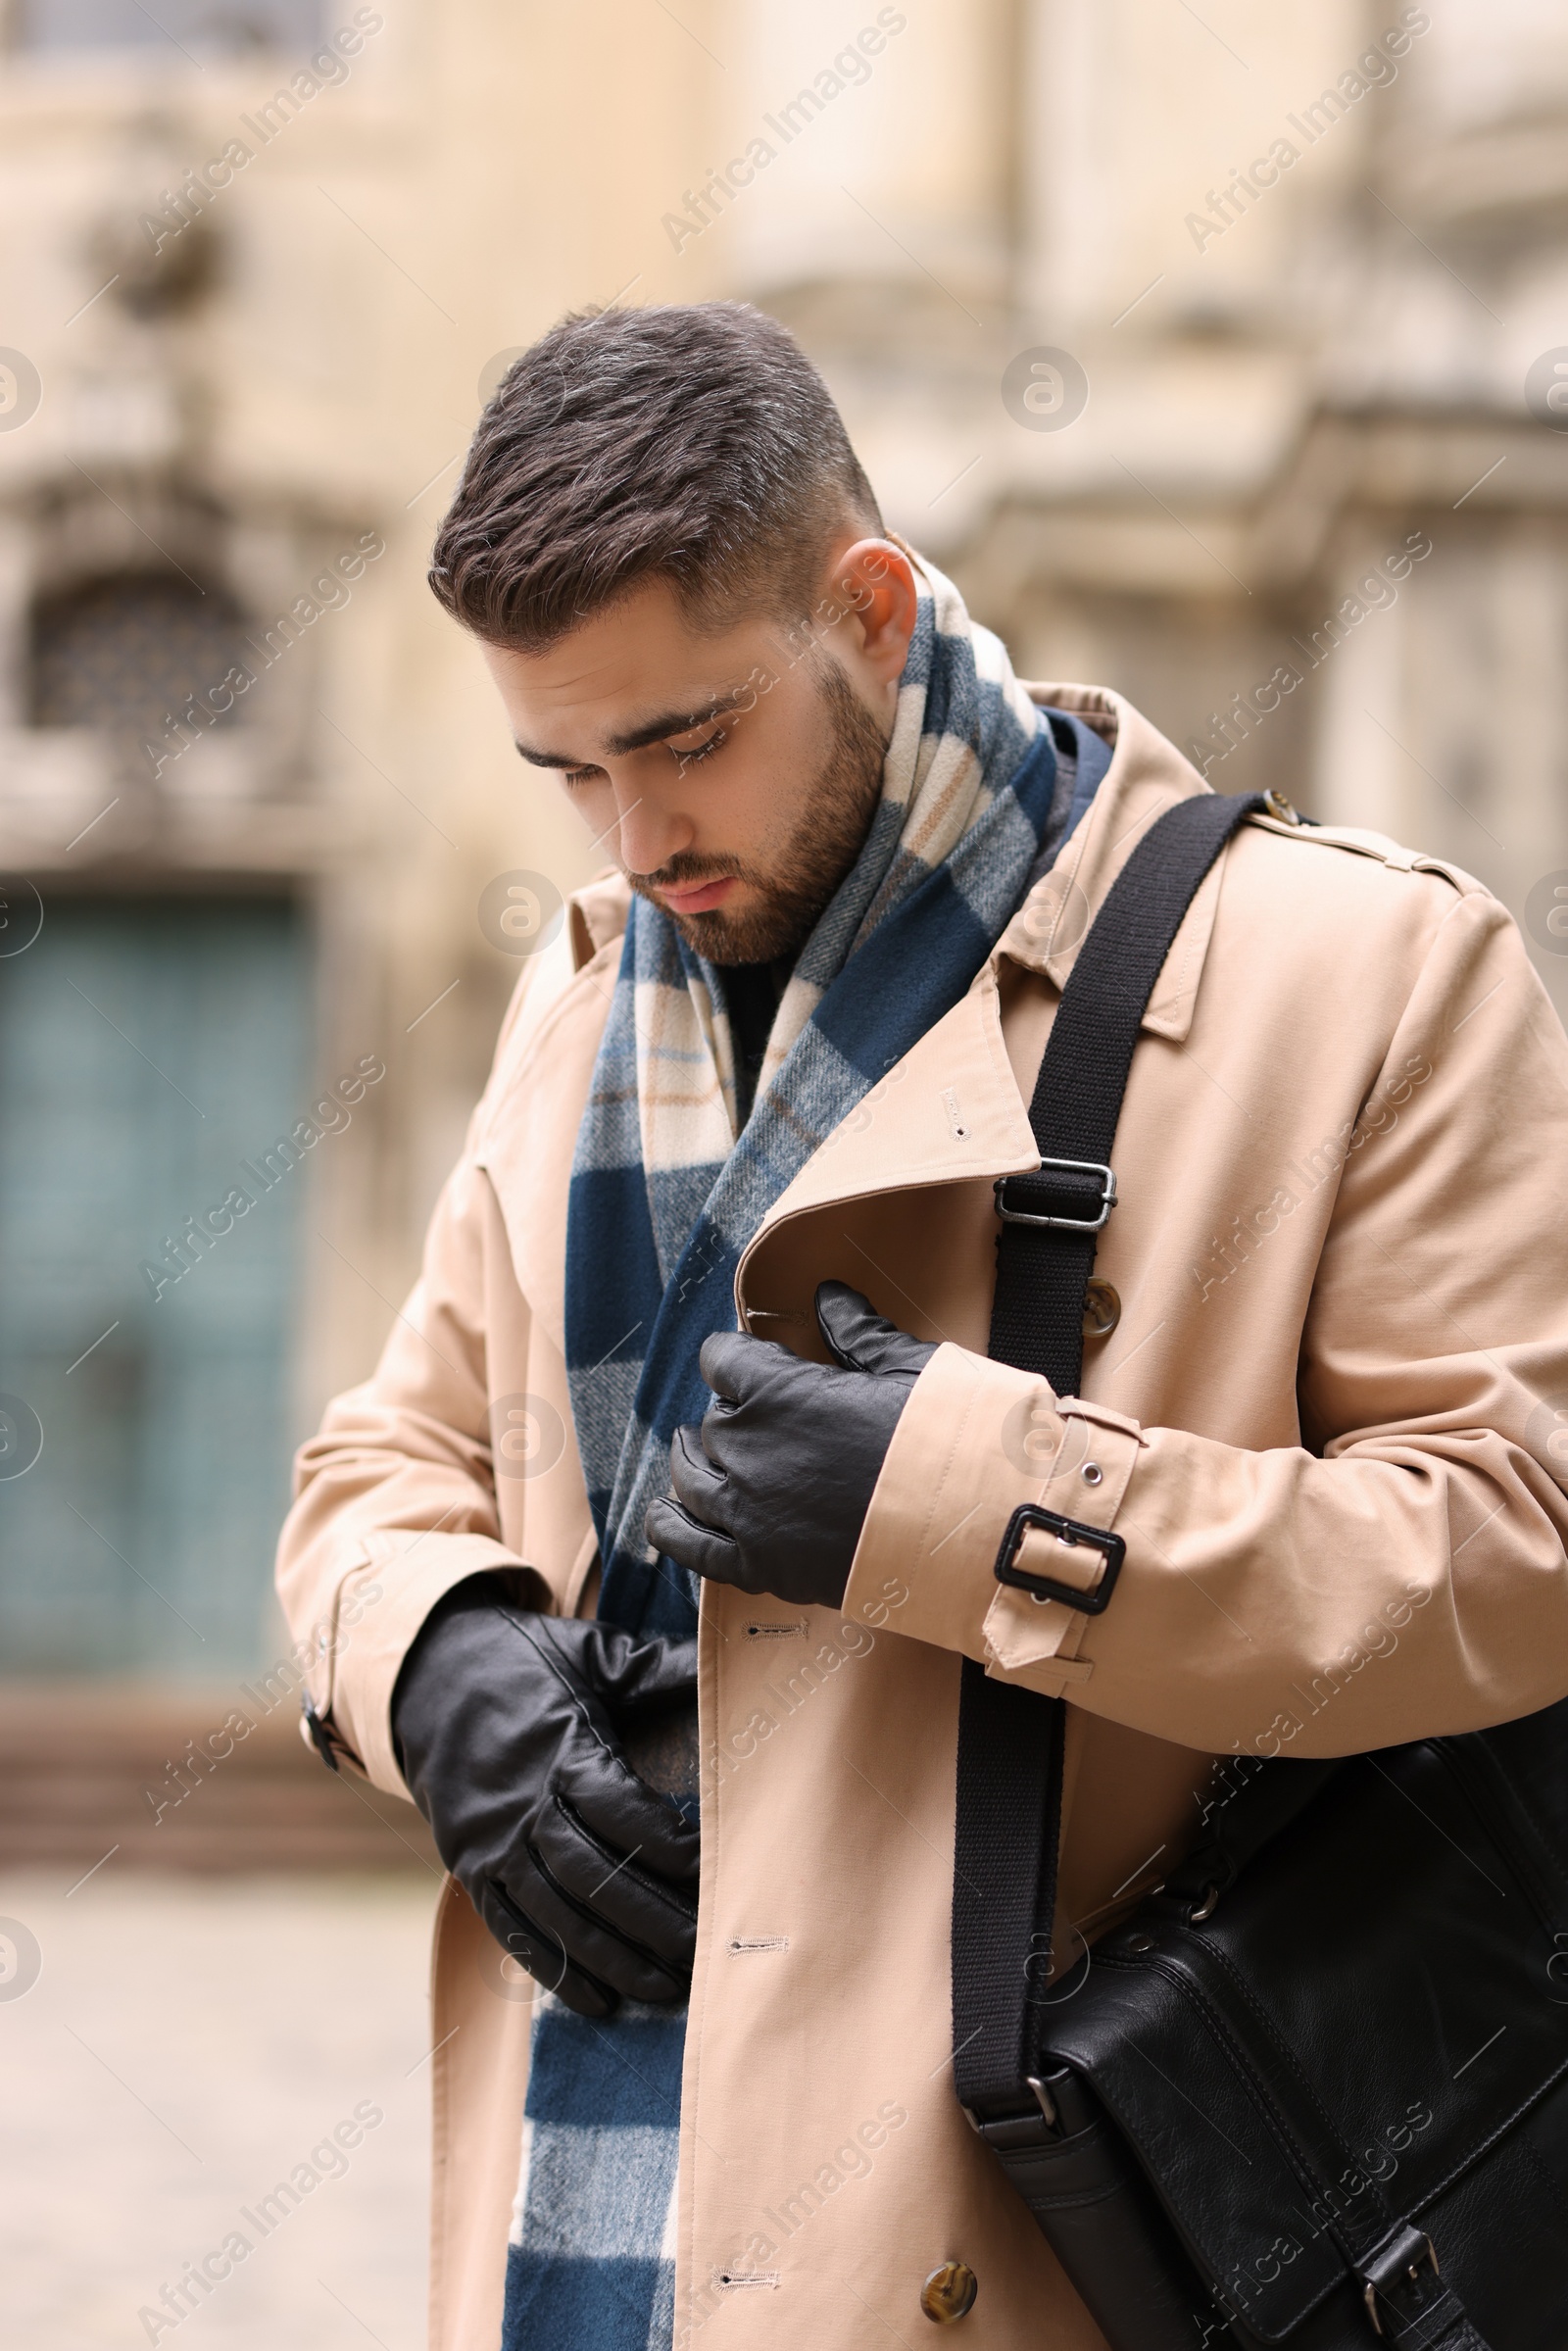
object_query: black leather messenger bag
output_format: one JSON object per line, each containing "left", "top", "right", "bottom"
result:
{"left": 956, "top": 790, "right": 1568, "bottom": 2351}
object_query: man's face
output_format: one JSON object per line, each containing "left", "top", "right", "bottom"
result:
{"left": 479, "top": 538, "right": 918, "bottom": 964}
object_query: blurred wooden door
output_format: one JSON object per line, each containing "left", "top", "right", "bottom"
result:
{"left": 0, "top": 894, "right": 310, "bottom": 1675}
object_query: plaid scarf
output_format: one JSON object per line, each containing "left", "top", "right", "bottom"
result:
{"left": 501, "top": 557, "right": 1109, "bottom": 2349}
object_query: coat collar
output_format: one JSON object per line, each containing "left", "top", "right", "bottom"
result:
{"left": 566, "top": 868, "right": 634, "bottom": 968}
{"left": 997, "top": 684, "right": 1224, "bottom": 1044}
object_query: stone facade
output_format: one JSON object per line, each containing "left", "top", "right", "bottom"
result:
{"left": 0, "top": 0, "right": 1564, "bottom": 1562}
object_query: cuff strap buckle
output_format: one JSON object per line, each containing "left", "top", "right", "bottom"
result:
{"left": 300, "top": 1691, "right": 344, "bottom": 1773}
{"left": 994, "top": 1502, "right": 1125, "bottom": 1615}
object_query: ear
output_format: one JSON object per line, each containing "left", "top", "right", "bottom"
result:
{"left": 823, "top": 537, "right": 919, "bottom": 696}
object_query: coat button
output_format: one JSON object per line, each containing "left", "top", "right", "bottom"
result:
{"left": 1082, "top": 1279, "right": 1120, "bottom": 1339}
{"left": 920, "top": 2262, "right": 978, "bottom": 2323}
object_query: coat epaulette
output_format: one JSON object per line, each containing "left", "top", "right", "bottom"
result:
{"left": 1244, "top": 804, "right": 1480, "bottom": 897}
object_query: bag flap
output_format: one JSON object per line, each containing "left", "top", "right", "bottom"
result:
{"left": 1040, "top": 1731, "right": 1568, "bottom": 2341}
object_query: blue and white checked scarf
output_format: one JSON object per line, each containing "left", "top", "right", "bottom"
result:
{"left": 502, "top": 556, "right": 1108, "bottom": 2349}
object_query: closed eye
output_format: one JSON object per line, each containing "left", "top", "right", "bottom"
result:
{"left": 545, "top": 726, "right": 726, "bottom": 785}
{"left": 671, "top": 728, "right": 726, "bottom": 772}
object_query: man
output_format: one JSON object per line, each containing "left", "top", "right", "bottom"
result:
{"left": 276, "top": 302, "right": 1568, "bottom": 2351}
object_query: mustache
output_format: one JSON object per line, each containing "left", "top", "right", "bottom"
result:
{"left": 632, "top": 851, "right": 750, "bottom": 891}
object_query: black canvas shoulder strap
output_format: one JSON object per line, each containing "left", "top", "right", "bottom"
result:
{"left": 953, "top": 789, "right": 1264, "bottom": 2123}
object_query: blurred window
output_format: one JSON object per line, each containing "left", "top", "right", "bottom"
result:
{"left": 30, "top": 573, "right": 248, "bottom": 752}
{"left": 0, "top": 896, "right": 311, "bottom": 1675}
{"left": 16, "top": 0, "right": 320, "bottom": 52}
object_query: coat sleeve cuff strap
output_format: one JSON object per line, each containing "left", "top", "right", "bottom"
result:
{"left": 842, "top": 1345, "right": 1144, "bottom": 1698}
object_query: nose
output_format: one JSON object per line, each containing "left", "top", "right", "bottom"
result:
{"left": 613, "top": 777, "right": 692, "bottom": 879}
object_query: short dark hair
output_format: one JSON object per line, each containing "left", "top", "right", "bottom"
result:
{"left": 428, "top": 302, "right": 882, "bottom": 649}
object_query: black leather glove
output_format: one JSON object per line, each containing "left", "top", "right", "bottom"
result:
{"left": 391, "top": 1578, "right": 700, "bottom": 2017}
{"left": 645, "top": 1281, "right": 937, "bottom": 1609}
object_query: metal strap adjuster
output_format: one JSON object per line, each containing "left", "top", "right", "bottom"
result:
{"left": 994, "top": 1503, "right": 1126, "bottom": 1614}
{"left": 994, "top": 1157, "right": 1117, "bottom": 1233}
{"left": 1359, "top": 2225, "right": 1440, "bottom": 2337}
{"left": 962, "top": 2077, "right": 1062, "bottom": 2148}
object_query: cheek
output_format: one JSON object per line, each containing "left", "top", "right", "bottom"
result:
{"left": 707, "top": 754, "right": 787, "bottom": 865}
{"left": 719, "top": 685, "right": 827, "bottom": 851}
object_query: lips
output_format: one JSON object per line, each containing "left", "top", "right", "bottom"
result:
{"left": 660, "top": 876, "right": 738, "bottom": 914}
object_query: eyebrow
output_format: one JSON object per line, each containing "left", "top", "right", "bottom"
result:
{"left": 513, "top": 686, "right": 755, "bottom": 769}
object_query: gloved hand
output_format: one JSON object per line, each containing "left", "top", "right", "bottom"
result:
{"left": 646, "top": 1281, "right": 937, "bottom": 1609}
{"left": 391, "top": 1578, "right": 700, "bottom": 2018}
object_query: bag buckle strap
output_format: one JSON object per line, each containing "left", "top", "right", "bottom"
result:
{"left": 963, "top": 2076, "right": 1062, "bottom": 2146}
{"left": 1359, "top": 2224, "right": 1441, "bottom": 2338}
{"left": 994, "top": 1157, "right": 1117, "bottom": 1233}
{"left": 995, "top": 1503, "right": 1126, "bottom": 1615}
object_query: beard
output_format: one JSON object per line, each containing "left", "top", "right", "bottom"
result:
{"left": 628, "top": 662, "right": 889, "bottom": 965}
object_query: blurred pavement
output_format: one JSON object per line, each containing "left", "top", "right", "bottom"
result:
{"left": 0, "top": 1872, "right": 437, "bottom": 2351}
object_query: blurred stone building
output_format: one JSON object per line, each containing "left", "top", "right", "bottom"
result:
{"left": 0, "top": 0, "right": 1565, "bottom": 1733}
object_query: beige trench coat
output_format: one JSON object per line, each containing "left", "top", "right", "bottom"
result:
{"left": 276, "top": 685, "right": 1568, "bottom": 2350}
